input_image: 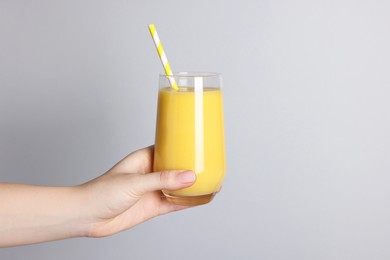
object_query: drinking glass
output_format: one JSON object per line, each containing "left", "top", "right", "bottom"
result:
{"left": 154, "top": 72, "right": 226, "bottom": 206}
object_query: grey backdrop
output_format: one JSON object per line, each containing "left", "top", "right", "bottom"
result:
{"left": 1, "top": 0, "right": 390, "bottom": 259}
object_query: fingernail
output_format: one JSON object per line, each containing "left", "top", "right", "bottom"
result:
{"left": 177, "top": 171, "right": 196, "bottom": 184}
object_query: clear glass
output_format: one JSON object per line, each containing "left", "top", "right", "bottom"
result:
{"left": 154, "top": 72, "right": 226, "bottom": 206}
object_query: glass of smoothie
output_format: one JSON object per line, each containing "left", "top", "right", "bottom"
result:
{"left": 154, "top": 72, "right": 226, "bottom": 206}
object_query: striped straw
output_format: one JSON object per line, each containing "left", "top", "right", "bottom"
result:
{"left": 148, "top": 24, "right": 179, "bottom": 90}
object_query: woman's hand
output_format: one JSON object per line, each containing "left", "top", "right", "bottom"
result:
{"left": 0, "top": 146, "right": 195, "bottom": 247}
{"left": 80, "top": 146, "right": 195, "bottom": 237}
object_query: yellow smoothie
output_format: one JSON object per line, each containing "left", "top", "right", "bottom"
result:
{"left": 154, "top": 86, "right": 226, "bottom": 197}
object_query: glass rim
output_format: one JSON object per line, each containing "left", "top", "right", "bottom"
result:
{"left": 159, "top": 71, "right": 221, "bottom": 78}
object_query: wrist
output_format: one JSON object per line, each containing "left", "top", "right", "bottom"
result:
{"left": 68, "top": 184, "right": 96, "bottom": 238}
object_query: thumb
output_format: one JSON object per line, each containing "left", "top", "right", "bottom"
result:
{"left": 130, "top": 170, "right": 196, "bottom": 197}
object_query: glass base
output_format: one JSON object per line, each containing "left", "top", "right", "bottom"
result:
{"left": 163, "top": 192, "right": 217, "bottom": 206}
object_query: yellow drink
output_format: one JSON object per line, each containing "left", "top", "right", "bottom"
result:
{"left": 154, "top": 85, "right": 226, "bottom": 206}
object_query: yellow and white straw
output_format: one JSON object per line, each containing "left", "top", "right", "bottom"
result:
{"left": 148, "top": 24, "right": 179, "bottom": 90}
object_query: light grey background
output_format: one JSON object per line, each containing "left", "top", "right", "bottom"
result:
{"left": 1, "top": 0, "right": 390, "bottom": 259}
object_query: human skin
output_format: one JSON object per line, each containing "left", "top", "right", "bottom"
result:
{"left": 0, "top": 146, "right": 196, "bottom": 247}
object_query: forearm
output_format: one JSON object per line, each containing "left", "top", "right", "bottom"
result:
{"left": 0, "top": 183, "right": 88, "bottom": 247}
